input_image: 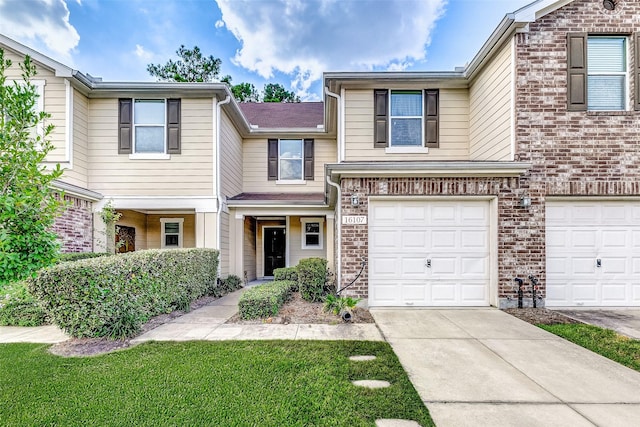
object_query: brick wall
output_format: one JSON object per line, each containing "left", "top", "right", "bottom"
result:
{"left": 52, "top": 193, "right": 93, "bottom": 253}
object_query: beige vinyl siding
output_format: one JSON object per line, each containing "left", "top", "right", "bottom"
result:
{"left": 61, "top": 88, "right": 89, "bottom": 187}
{"left": 220, "top": 211, "right": 230, "bottom": 277}
{"left": 469, "top": 41, "right": 512, "bottom": 161}
{"left": 243, "top": 217, "right": 257, "bottom": 282}
{"left": 289, "top": 216, "right": 326, "bottom": 265}
{"left": 3, "top": 49, "right": 68, "bottom": 163}
{"left": 220, "top": 110, "right": 243, "bottom": 198}
{"left": 344, "top": 88, "right": 469, "bottom": 161}
{"left": 243, "top": 138, "right": 336, "bottom": 193}
{"left": 87, "top": 98, "right": 214, "bottom": 196}
{"left": 146, "top": 214, "right": 195, "bottom": 249}
{"left": 117, "top": 210, "right": 148, "bottom": 250}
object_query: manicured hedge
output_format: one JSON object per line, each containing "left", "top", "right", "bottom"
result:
{"left": 238, "top": 280, "right": 297, "bottom": 320}
{"left": 273, "top": 267, "right": 298, "bottom": 290}
{"left": 0, "top": 281, "right": 48, "bottom": 327}
{"left": 28, "top": 249, "right": 220, "bottom": 339}
{"left": 297, "top": 257, "right": 331, "bottom": 302}
{"left": 57, "top": 252, "right": 112, "bottom": 263}
{"left": 220, "top": 275, "right": 243, "bottom": 295}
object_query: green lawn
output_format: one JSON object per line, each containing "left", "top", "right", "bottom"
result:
{"left": 539, "top": 324, "right": 640, "bottom": 372}
{"left": 0, "top": 340, "right": 433, "bottom": 427}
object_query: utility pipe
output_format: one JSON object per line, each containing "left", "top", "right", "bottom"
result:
{"left": 326, "top": 175, "right": 342, "bottom": 291}
{"left": 215, "top": 95, "right": 231, "bottom": 276}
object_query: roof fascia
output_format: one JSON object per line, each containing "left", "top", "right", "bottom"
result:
{"left": 0, "top": 34, "right": 74, "bottom": 77}
{"left": 326, "top": 161, "right": 532, "bottom": 179}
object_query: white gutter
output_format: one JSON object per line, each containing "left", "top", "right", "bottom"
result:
{"left": 324, "top": 87, "right": 342, "bottom": 162}
{"left": 326, "top": 175, "right": 342, "bottom": 291}
{"left": 216, "top": 95, "right": 231, "bottom": 275}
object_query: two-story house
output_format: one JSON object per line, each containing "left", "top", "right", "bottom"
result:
{"left": 3, "top": 0, "right": 639, "bottom": 309}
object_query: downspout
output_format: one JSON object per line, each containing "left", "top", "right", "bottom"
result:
{"left": 326, "top": 175, "right": 342, "bottom": 291}
{"left": 324, "top": 87, "right": 342, "bottom": 162}
{"left": 216, "top": 95, "right": 231, "bottom": 276}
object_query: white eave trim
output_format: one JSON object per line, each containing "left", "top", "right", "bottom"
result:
{"left": 51, "top": 180, "right": 103, "bottom": 202}
{"left": 226, "top": 201, "right": 329, "bottom": 208}
{"left": 0, "top": 34, "right": 73, "bottom": 77}
{"left": 326, "top": 162, "right": 532, "bottom": 178}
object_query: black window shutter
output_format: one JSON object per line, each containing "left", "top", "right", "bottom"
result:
{"left": 167, "top": 99, "right": 181, "bottom": 154}
{"left": 118, "top": 98, "right": 132, "bottom": 154}
{"left": 268, "top": 139, "right": 278, "bottom": 180}
{"left": 374, "top": 89, "right": 388, "bottom": 148}
{"left": 567, "top": 33, "right": 588, "bottom": 111}
{"left": 424, "top": 89, "right": 439, "bottom": 148}
{"left": 304, "top": 139, "right": 314, "bottom": 180}
{"left": 635, "top": 33, "right": 640, "bottom": 111}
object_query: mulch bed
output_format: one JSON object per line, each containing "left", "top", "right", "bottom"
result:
{"left": 504, "top": 307, "right": 582, "bottom": 325}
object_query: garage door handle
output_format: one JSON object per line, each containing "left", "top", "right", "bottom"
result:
{"left": 426, "top": 259, "right": 432, "bottom": 268}
{"left": 596, "top": 259, "right": 601, "bottom": 268}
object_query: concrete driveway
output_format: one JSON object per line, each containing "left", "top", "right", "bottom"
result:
{"left": 370, "top": 308, "right": 640, "bottom": 427}
{"left": 554, "top": 308, "right": 640, "bottom": 340}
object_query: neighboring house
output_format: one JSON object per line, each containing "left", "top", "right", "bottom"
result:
{"left": 2, "top": 0, "right": 639, "bottom": 308}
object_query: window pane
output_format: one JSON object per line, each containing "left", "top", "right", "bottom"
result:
{"left": 305, "top": 223, "right": 320, "bottom": 233}
{"left": 279, "top": 139, "right": 302, "bottom": 158}
{"left": 164, "top": 222, "right": 180, "bottom": 234}
{"left": 279, "top": 159, "right": 303, "bottom": 180}
{"left": 588, "top": 75, "right": 625, "bottom": 110}
{"left": 305, "top": 234, "right": 319, "bottom": 246}
{"left": 165, "top": 235, "right": 179, "bottom": 247}
{"left": 391, "top": 91, "right": 422, "bottom": 116}
{"left": 134, "top": 100, "right": 165, "bottom": 124}
{"left": 391, "top": 118, "right": 422, "bottom": 146}
{"left": 588, "top": 38, "right": 625, "bottom": 73}
{"left": 135, "top": 127, "right": 165, "bottom": 153}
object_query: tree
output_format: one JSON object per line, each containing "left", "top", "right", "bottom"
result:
{"left": 147, "top": 45, "right": 222, "bottom": 82}
{"left": 0, "top": 50, "right": 66, "bottom": 285}
{"left": 262, "top": 83, "right": 300, "bottom": 103}
{"left": 221, "top": 75, "right": 259, "bottom": 102}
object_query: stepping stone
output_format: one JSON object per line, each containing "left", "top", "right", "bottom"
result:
{"left": 352, "top": 380, "right": 390, "bottom": 389}
{"left": 349, "top": 355, "right": 377, "bottom": 361}
{"left": 375, "top": 420, "right": 422, "bottom": 427}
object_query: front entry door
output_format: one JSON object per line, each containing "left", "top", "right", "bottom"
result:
{"left": 264, "top": 227, "right": 286, "bottom": 276}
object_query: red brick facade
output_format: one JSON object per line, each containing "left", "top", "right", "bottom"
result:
{"left": 337, "top": 0, "right": 640, "bottom": 307}
{"left": 52, "top": 194, "right": 93, "bottom": 253}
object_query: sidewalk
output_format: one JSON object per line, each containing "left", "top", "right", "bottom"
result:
{"left": 0, "top": 288, "right": 383, "bottom": 344}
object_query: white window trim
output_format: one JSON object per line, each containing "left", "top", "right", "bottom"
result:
{"left": 278, "top": 139, "right": 304, "bottom": 181}
{"left": 160, "top": 218, "right": 184, "bottom": 249}
{"left": 301, "top": 217, "right": 324, "bottom": 250}
{"left": 587, "top": 36, "right": 629, "bottom": 111}
{"left": 133, "top": 98, "right": 167, "bottom": 155}
{"left": 389, "top": 90, "right": 424, "bottom": 148}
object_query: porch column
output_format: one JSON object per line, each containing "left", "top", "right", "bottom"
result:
{"left": 195, "top": 212, "right": 217, "bottom": 248}
{"left": 232, "top": 213, "right": 245, "bottom": 280}
{"left": 326, "top": 213, "right": 335, "bottom": 275}
{"left": 93, "top": 211, "right": 108, "bottom": 253}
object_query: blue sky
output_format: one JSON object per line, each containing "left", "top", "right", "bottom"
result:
{"left": 0, "top": 0, "right": 534, "bottom": 100}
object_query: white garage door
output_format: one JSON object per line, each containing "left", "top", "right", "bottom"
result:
{"left": 368, "top": 199, "right": 490, "bottom": 307}
{"left": 546, "top": 201, "right": 640, "bottom": 307}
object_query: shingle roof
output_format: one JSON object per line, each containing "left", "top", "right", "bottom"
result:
{"left": 238, "top": 102, "right": 324, "bottom": 129}
{"left": 228, "top": 192, "right": 325, "bottom": 204}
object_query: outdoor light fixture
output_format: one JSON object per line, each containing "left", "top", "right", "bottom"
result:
{"left": 603, "top": 0, "right": 616, "bottom": 11}
{"left": 520, "top": 195, "right": 532, "bottom": 209}
{"left": 350, "top": 195, "right": 359, "bottom": 206}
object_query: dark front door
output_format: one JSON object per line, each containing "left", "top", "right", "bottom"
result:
{"left": 264, "top": 227, "right": 286, "bottom": 276}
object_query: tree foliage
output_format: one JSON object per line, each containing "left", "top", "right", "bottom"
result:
{"left": 222, "top": 75, "right": 259, "bottom": 102}
{"left": 0, "top": 50, "right": 66, "bottom": 285}
{"left": 262, "top": 83, "right": 300, "bottom": 103}
{"left": 147, "top": 45, "right": 222, "bottom": 82}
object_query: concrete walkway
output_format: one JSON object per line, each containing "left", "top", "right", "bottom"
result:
{"left": 0, "top": 288, "right": 383, "bottom": 344}
{"left": 554, "top": 308, "right": 640, "bottom": 340}
{"left": 370, "top": 308, "right": 640, "bottom": 427}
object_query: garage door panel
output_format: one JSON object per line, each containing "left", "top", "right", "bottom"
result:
{"left": 547, "top": 229, "right": 569, "bottom": 248}
{"left": 431, "top": 284, "right": 456, "bottom": 304}
{"left": 370, "top": 230, "right": 398, "bottom": 250}
{"left": 461, "top": 257, "right": 489, "bottom": 276}
{"left": 370, "top": 284, "right": 400, "bottom": 305}
{"left": 461, "top": 230, "right": 488, "bottom": 249}
{"left": 601, "top": 258, "right": 627, "bottom": 274}
{"left": 601, "top": 283, "right": 628, "bottom": 303}
{"left": 402, "top": 230, "right": 427, "bottom": 250}
{"left": 431, "top": 230, "right": 456, "bottom": 248}
{"left": 602, "top": 230, "right": 629, "bottom": 249}
{"left": 370, "top": 257, "right": 399, "bottom": 275}
{"left": 571, "top": 230, "right": 597, "bottom": 248}
{"left": 602, "top": 205, "right": 627, "bottom": 222}
{"left": 572, "top": 258, "right": 597, "bottom": 274}
{"left": 401, "top": 258, "right": 426, "bottom": 276}
{"left": 572, "top": 283, "right": 598, "bottom": 304}
{"left": 461, "top": 282, "right": 488, "bottom": 303}
{"left": 402, "top": 205, "right": 428, "bottom": 222}
{"left": 430, "top": 257, "right": 457, "bottom": 276}
{"left": 403, "top": 284, "right": 427, "bottom": 303}
{"left": 431, "top": 205, "right": 457, "bottom": 225}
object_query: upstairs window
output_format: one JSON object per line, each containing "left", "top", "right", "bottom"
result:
{"left": 118, "top": 98, "right": 181, "bottom": 156}
{"left": 587, "top": 37, "right": 627, "bottom": 110}
{"left": 567, "top": 34, "right": 640, "bottom": 111}
{"left": 390, "top": 91, "right": 422, "bottom": 146}
{"left": 267, "top": 139, "right": 314, "bottom": 182}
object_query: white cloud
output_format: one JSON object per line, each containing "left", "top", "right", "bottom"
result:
{"left": 0, "top": 0, "right": 80, "bottom": 62}
{"left": 134, "top": 44, "right": 153, "bottom": 61}
{"left": 216, "top": 0, "right": 445, "bottom": 99}
{"left": 214, "top": 19, "right": 225, "bottom": 29}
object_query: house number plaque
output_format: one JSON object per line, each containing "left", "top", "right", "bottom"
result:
{"left": 342, "top": 215, "right": 367, "bottom": 225}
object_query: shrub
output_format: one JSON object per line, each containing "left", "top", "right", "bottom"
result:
{"left": 238, "top": 280, "right": 296, "bottom": 320}
{"left": 273, "top": 267, "right": 298, "bottom": 290}
{"left": 57, "top": 252, "right": 112, "bottom": 263}
{"left": 297, "top": 258, "right": 331, "bottom": 302}
{"left": 220, "top": 275, "right": 243, "bottom": 294}
{"left": 323, "top": 295, "right": 360, "bottom": 316}
{"left": 0, "top": 281, "right": 48, "bottom": 327}
{"left": 28, "top": 248, "right": 220, "bottom": 339}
